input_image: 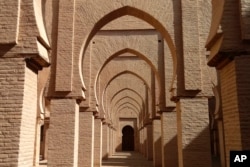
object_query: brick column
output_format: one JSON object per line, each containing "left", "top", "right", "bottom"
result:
{"left": 0, "top": 58, "right": 38, "bottom": 167}
{"left": 139, "top": 128, "right": 143, "bottom": 154}
{"left": 108, "top": 127, "right": 112, "bottom": 154}
{"left": 42, "top": 118, "right": 50, "bottom": 160}
{"left": 112, "top": 128, "right": 117, "bottom": 153}
{"left": 144, "top": 126, "right": 147, "bottom": 157}
{"left": 140, "top": 126, "right": 146, "bottom": 157}
{"left": 140, "top": 127, "right": 146, "bottom": 155}
{"left": 34, "top": 119, "right": 43, "bottom": 167}
{"left": 134, "top": 127, "right": 139, "bottom": 152}
{"left": 219, "top": 56, "right": 250, "bottom": 166}
{"left": 114, "top": 126, "right": 121, "bottom": 152}
{"left": 177, "top": 98, "right": 211, "bottom": 167}
{"left": 217, "top": 120, "right": 226, "bottom": 167}
{"left": 48, "top": 99, "right": 79, "bottom": 167}
{"left": 142, "top": 127, "right": 145, "bottom": 155}
{"left": 94, "top": 118, "right": 102, "bottom": 167}
{"left": 102, "top": 123, "right": 109, "bottom": 159}
{"left": 146, "top": 124, "right": 153, "bottom": 160}
{"left": 152, "top": 118, "right": 162, "bottom": 167}
{"left": 78, "top": 111, "right": 94, "bottom": 167}
{"left": 161, "top": 111, "right": 178, "bottom": 167}
{"left": 107, "top": 126, "right": 110, "bottom": 156}
{"left": 108, "top": 126, "right": 113, "bottom": 156}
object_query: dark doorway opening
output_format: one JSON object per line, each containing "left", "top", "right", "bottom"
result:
{"left": 122, "top": 125, "right": 134, "bottom": 151}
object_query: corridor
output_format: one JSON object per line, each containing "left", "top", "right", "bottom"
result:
{"left": 2, "top": 1, "right": 250, "bottom": 167}
{"left": 102, "top": 152, "right": 153, "bottom": 167}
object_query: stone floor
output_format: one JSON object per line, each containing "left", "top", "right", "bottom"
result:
{"left": 102, "top": 152, "right": 153, "bottom": 167}
{"left": 38, "top": 152, "right": 220, "bottom": 167}
{"left": 38, "top": 152, "right": 152, "bottom": 167}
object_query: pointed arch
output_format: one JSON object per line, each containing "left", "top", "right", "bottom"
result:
{"left": 101, "top": 71, "right": 149, "bottom": 114}
{"left": 112, "top": 102, "right": 140, "bottom": 122}
{"left": 79, "top": 6, "right": 176, "bottom": 93}
{"left": 113, "top": 96, "right": 142, "bottom": 112}
{"left": 95, "top": 48, "right": 159, "bottom": 105}
{"left": 112, "top": 97, "right": 141, "bottom": 115}
{"left": 110, "top": 88, "right": 145, "bottom": 107}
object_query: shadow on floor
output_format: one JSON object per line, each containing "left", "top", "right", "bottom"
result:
{"left": 102, "top": 151, "right": 153, "bottom": 167}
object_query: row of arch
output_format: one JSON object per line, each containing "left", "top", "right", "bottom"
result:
{"left": 78, "top": 6, "right": 177, "bottom": 127}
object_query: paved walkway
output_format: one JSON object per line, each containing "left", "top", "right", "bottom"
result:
{"left": 102, "top": 152, "right": 153, "bottom": 167}
{"left": 38, "top": 152, "right": 153, "bottom": 167}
